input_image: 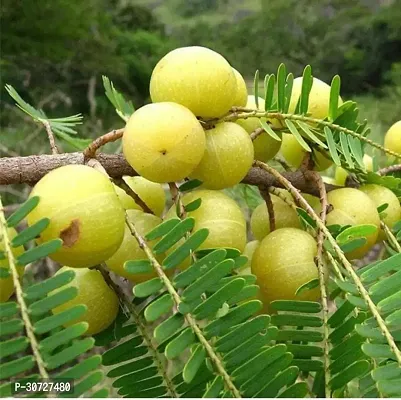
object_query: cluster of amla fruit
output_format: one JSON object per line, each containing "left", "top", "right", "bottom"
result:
{"left": 3, "top": 46, "right": 401, "bottom": 332}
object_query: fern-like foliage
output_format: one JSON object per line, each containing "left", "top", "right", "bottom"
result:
{"left": 0, "top": 196, "right": 107, "bottom": 398}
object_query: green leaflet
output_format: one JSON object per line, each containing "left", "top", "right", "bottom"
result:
{"left": 145, "top": 218, "right": 181, "bottom": 241}
{"left": 0, "top": 356, "right": 35, "bottom": 380}
{"left": 11, "top": 218, "right": 50, "bottom": 247}
{"left": 183, "top": 345, "right": 206, "bottom": 383}
{"left": 154, "top": 313, "right": 185, "bottom": 344}
{"left": 179, "top": 179, "right": 203, "bottom": 192}
{"left": 276, "top": 63, "right": 286, "bottom": 112}
{"left": 264, "top": 74, "right": 276, "bottom": 111}
{"left": 329, "top": 75, "right": 341, "bottom": 120}
{"left": 284, "top": 72, "right": 294, "bottom": 113}
{"left": 285, "top": 120, "right": 311, "bottom": 152}
{"left": 256, "top": 366, "right": 299, "bottom": 398}
{"left": 133, "top": 278, "right": 163, "bottom": 298}
{"left": 152, "top": 218, "right": 195, "bottom": 254}
{"left": 102, "top": 336, "right": 144, "bottom": 366}
{"left": 17, "top": 239, "right": 63, "bottom": 266}
{"left": 330, "top": 360, "right": 371, "bottom": 390}
{"left": 6, "top": 196, "right": 39, "bottom": 228}
{"left": 270, "top": 300, "right": 322, "bottom": 313}
{"left": 0, "top": 337, "right": 29, "bottom": 358}
{"left": 144, "top": 293, "right": 174, "bottom": 322}
{"left": 324, "top": 126, "right": 342, "bottom": 165}
{"left": 40, "top": 323, "right": 89, "bottom": 352}
{"left": 299, "top": 65, "right": 313, "bottom": 115}
{"left": 360, "top": 252, "right": 401, "bottom": 283}
{"left": 336, "top": 224, "right": 378, "bottom": 245}
{"left": 165, "top": 327, "right": 195, "bottom": 359}
{"left": 184, "top": 198, "right": 202, "bottom": 212}
{"left": 24, "top": 270, "right": 76, "bottom": 300}
{"left": 203, "top": 376, "right": 224, "bottom": 398}
{"left": 124, "top": 259, "right": 152, "bottom": 274}
{"left": 253, "top": 69, "right": 260, "bottom": 109}
{"left": 340, "top": 132, "right": 355, "bottom": 169}
{"left": 259, "top": 119, "right": 281, "bottom": 141}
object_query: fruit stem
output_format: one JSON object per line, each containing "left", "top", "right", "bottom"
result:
{"left": 124, "top": 214, "right": 242, "bottom": 398}
{"left": 83, "top": 128, "right": 124, "bottom": 160}
{"left": 259, "top": 186, "right": 275, "bottom": 232}
{"left": 255, "top": 160, "right": 401, "bottom": 367}
{"left": 222, "top": 110, "right": 401, "bottom": 159}
{"left": 377, "top": 164, "right": 401, "bottom": 175}
{"left": 42, "top": 120, "right": 59, "bottom": 155}
{"left": 0, "top": 197, "right": 53, "bottom": 392}
{"left": 381, "top": 222, "right": 401, "bottom": 253}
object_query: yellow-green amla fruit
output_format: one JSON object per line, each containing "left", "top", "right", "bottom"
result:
{"left": 190, "top": 122, "right": 254, "bottom": 190}
{"left": 288, "top": 76, "right": 343, "bottom": 121}
{"left": 232, "top": 68, "right": 248, "bottom": 107}
{"left": 236, "top": 96, "right": 282, "bottom": 162}
{"left": 114, "top": 176, "right": 166, "bottom": 216}
{"left": 0, "top": 227, "right": 24, "bottom": 302}
{"left": 150, "top": 46, "right": 237, "bottom": 118}
{"left": 281, "top": 133, "right": 333, "bottom": 171}
{"left": 252, "top": 228, "right": 320, "bottom": 309}
{"left": 326, "top": 188, "right": 381, "bottom": 260}
{"left": 123, "top": 102, "right": 206, "bottom": 183}
{"left": 106, "top": 210, "right": 163, "bottom": 283}
{"left": 250, "top": 191, "right": 301, "bottom": 240}
{"left": 165, "top": 190, "right": 247, "bottom": 252}
{"left": 359, "top": 184, "right": 401, "bottom": 241}
{"left": 384, "top": 120, "right": 401, "bottom": 155}
{"left": 27, "top": 165, "right": 125, "bottom": 268}
{"left": 237, "top": 240, "right": 260, "bottom": 275}
{"left": 51, "top": 266, "right": 119, "bottom": 336}
{"left": 334, "top": 154, "right": 373, "bottom": 186}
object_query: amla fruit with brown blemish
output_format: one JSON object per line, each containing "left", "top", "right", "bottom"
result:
{"left": 27, "top": 165, "right": 125, "bottom": 268}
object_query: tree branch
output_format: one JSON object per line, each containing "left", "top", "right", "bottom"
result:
{"left": 0, "top": 152, "right": 342, "bottom": 196}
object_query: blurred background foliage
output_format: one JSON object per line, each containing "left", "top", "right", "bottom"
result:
{"left": 1, "top": 0, "right": 401, "bottom": 158}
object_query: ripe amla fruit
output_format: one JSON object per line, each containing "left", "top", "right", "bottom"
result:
{"left": 250, "top": 192, "right": 301, "bottom": 240}
{"left": 165, "top": 190, "right": 247, "bottom": 252}
{"left": 238, "top": 240, "right": 260, "bottom": 275}
{"left": 106, "top": 210, "right": 163, "bottom": 283}
{"left": 289, "top": 77, "right": 343, "bottom": 121}
{"left": 384, "top": 120, "right": 401, "bottom": 155}
{"left": 190, "top": 122, "right": 254, "bottom": 189}
{"left": 51, "top": 266, "right": 119, "bottom": 336}
{"left": 359, "top": 184, "right": 401, "bottom": 240}
{"left": 123, "top": 102, "right": 205, "bottom": 183}
{"left": 150, "top": 46, "right": 237, "bottom": 118}
{"left": 0, "top": 227, "right": 24, "bottom": 302}
{"left": 232, "top": 68, "right": 248, "bottom": 107}
{"left": 252, "top": 228, "right": 320, "bottom": 308}
{"left": 27, "top": 165, "right": 125, "bottom": 268}
{"left": 236, "top": 96, "right": 282, "bottom": 162}
{"left": 334, "top": 154, "right": 373, "bottom": 186}
{"left": 114, "top": 176, "right": 166, "bottom": 216}
{"left": 326, "top": 188, "right": 381, "bottom": 259}
{"left": 281, "top": 134, "right": 333, "bottom": 171}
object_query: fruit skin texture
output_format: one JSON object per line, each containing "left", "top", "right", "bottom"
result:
{"left": 334, "top": 154, "right": 373, "bottom": 186}
{"left": 0, "top": 227, "right": 24, "bottom": 302}
{"left": 165, "top": 190, "right": 246, "bottom": 252}
{"left": 384, "top": 120, "right": 401, "bottom": 155}
{"left": 236, "top": 96, "right": 282, "bottom": 162}
{"left": 150, "top": 46, "right": 237, "bottom": 118}
{"left": 252, "top": 228, "right": 320, "bottom": 308}
{"left": 281, "top": 134, "right": 332, "bottom": 171}
{"left": 106, "top": 210, "right": 163, "bottom": 283}
{"left": 190, "top": 122, "right": 254, "bottom": 189}
{"left": 289, "top": 77, "right": 343, "bottom": 121}
{"left": 27, "top": 165, "right": 125, "bottom": 268}
{"left": 123, "top": 102, "right": 206, "bottom": 183}
{"left": 114, "top": 176, "right": 166, "bottom": 216}
{"left": 326, "top": 188, "right": 381, "bottom": 259}
{"left": 251, "top": 193, "right": 301, "bottom": 240}
{"left": 51, "top": 266, "right": 119, "bottom": 336}
{"left": 359, "top": 184, "right": 401, "bottom": 240}
{"left": 232, "top": 68, "right": 248, "bottom": 107}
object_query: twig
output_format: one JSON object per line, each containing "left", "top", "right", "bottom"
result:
{"left": 273, "top": 156, "right": 292, "bottom": 171}
{"left": 83, "top": 128, "right": 124, "bottom": 160}
{"left": 381, "top": 222, "right": 401, "bottom": 253}
{"left": 377, "top": 164, "right": 401, "bottom": 176}
{"left": 249, "top": 127, "right": 264, "bottom": 141}
{"left": 124, "top": 215, "right": 242, "bottom": 398}
{"left": 254, "top": 160, "right": 401, "bottom": 366}
{"left": 0, "top": 197, "right": 52, "bottom": 393}
{"left": 42, "top": 120, "right": 59, "bottom": 155}
{"left": 96, "top": 264, "right": 178, "bottom": 398}
{"left": 259, "top": 186, "right": 275, "bottom": 232}
{"left": 168, "top": 182, "right": 186, "bottom": 219}
{"left": 113, "top": 177, "right": 154, "bottom": 215}
{"left": 220, "top": 110, "right": 401, "bottom": 159}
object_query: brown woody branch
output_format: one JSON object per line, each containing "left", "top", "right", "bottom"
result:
{"left": 0, "top": 152, "right": 341, "bottom": 196}
{"left": 259, "top": 186, "right": 275, "bottom": 232}
{"left": 83, "top": 128, "right": 124, "bottom": 160}
{"left": 377, "top": 164, "right": 401, "bottom": 176}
